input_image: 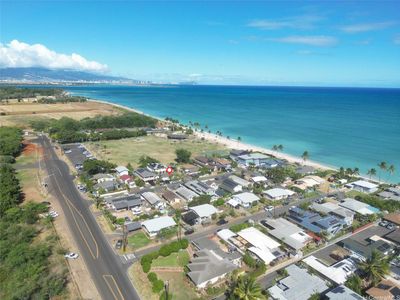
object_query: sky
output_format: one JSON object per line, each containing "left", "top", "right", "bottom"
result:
{"left": 1, "top": 1, "right": 400, "bottom": 87}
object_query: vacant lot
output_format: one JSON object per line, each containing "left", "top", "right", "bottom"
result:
{"left": 128, "top": 231, "right": 151, "bottom": 249}
{"left": 0, "top": 101, "right": 123, "bottom": 127}
{"left": 85, "top": 135, "right": 227, "bottom": 167}
{"left": 157, "top": 271, "right": 201, "bottom": 300}
{"left": 152, "top": 250, "right": 190, "bottom": 268}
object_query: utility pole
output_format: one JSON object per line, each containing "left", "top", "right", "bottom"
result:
{"left": 164, "top": 280, "right": 169, "bottom": 300}
{"left": 122, "top": 224, "right": 128, "bottom": 252}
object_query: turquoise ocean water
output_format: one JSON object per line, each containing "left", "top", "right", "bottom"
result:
{"left": 65, "top": 85, "right": 400, "bottom": 183}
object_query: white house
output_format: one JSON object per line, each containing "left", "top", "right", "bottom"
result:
{"left": 232, "top": 192, "right": 260, "bottom": 208}
{"left": 346, "top": 180, "right": 378, "bottom": 194}
{"left": 141, "top": 216, "right": 176, "bottom": 238}
{"left": 115, "top": 166, "right": 129, "bottom": 177}
{"left": 190, "top": 204, "right": 218, "bottom": 223}
{"left": 294, "top": 175, "right": 325, "bottom": 190}
{"left": 339, "top": 198, "right": 379, "bottom": 215}
{"left": 263, "top": 188, "right": 295, "bottom": 201}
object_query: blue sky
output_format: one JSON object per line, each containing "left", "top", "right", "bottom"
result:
{"left": 1, "top": 1, "right": 400, "bottom": 86}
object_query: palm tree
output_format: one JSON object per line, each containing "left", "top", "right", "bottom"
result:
{"left": 367, "top": 168, "right": 377, "bottom": 179}
{"left": 232, "top": 276, "right": 265, "bottom": 300}
{"left": 301, "top": 151, "right": 309, "bottom": 164}
{"left": 345, "top": 274, "right": 363, "bottom": 294}
{"left": 359, "top": 250, "right": 390, "bottom": 286}
{"left": 353, "top": 167, "right": 360, "bottom": 176}
{"left": 277, "top": 144, "right": 283, "bottom": 152}
{"left": 388, "top": 164, "right": 395, "bottom": 178}
{"left": 346, "top": 168, "right": 354, "bottom": 176}
{"left": 378, "top": 161, "right": 387, "bottom": 182}
{"left": 308, "top": 292, "right": 321, "bottom": 300}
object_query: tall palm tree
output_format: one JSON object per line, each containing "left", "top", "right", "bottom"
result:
{"left": 277, "top": 144, "right": 284, "bottom": 152}
{"left": 388, "top": 164, "right": 395, "bottom": 177}
{"left": 345, "top": 274, "right": 363, "bottom": 294}
{"left": 367, "top": 168, "right": 377, "bottom": 179}
{"left": 232, "top": 276, "right": 265, "bottom": 300}
{"left": 378, "top": 161, "right": 387, "bottom": 182}
{"left": 272, "top": 145, "right": 278, "bottom": 153}
{"left": 359, "top": 250, "right": 390, "bottom": 286}
{"left": 353, "top": 167, "right": 360, "bottom": 176}
{"left": 301, "top": 151, "right": 309, "bottom": 164}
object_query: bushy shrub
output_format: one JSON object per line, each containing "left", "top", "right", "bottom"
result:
{"left": 152, "top": 279, "right": 164, "bottom": 293}
{"left": 147, "top": 272, "right": 157, "bottom": 283}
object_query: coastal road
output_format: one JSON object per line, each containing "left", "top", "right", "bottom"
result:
{"left": 38, "top": 136, "right": 140, "bottom": 300}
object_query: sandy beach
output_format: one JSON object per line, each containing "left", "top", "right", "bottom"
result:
{"left": 89, "top": 98, "right": 335, "bottom": 172}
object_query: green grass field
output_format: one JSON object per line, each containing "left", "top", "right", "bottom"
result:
{"left": 152, "top": 250, "right": 190, "bottom": 268}
{"left": 128, "top": 232, "right": 151, "bottom": 249}
{"left": 157, "top": 271, "right": 201, "bottom": 300}
{"left": 85, "top": 135, "right": 227, "bottom": 167}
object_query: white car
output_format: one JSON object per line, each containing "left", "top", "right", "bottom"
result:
{"left": 64, "top": 252, "right": 79, "bottom": 259}
{"left": 48, "top": 210, "right": 59, "bottom": 218}
{"left": 264, "top": 206, "right": 274, "bottom": 212}
{"left": 64, "top": 150, "right": 72, "bottom": 154}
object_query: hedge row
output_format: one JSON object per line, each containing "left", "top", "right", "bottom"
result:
{"left": 147, "top": 272, "right": 164, "bottom": 293}
{"left": 140, "top": 239, "right": 189, "bottom": 273}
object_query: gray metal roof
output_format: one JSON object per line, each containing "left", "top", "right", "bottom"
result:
{"left": 325, "top": 285, "right": 364, "bottom": 300}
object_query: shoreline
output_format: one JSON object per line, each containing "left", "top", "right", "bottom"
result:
{"left": 88, "top": 98, "right": 384, "bottom": 184}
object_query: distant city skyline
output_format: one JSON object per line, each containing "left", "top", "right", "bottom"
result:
{"left": 1, "top": 1, "right": 400, "bottom": 87}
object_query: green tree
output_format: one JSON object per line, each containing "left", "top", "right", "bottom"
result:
{"left": 175, "top": 148, "right": 191, "bottom": 163}
{"left": 308, "top": 292, "right": 321, "bottom": 300}
{"left": 0, "top": 164, "right": 22, "bottom": 216}
{"left": 277, "top": 144, "right": 284, "bottom": 152}
{"left": 301, "top": 151, "right": 309, "bottom": 163}
{"left": 378, "top": 161, "right": 387, "bottom": 181}
{"left": 353, "top": 167, "right": 360, "bottom": 176}
{"left": 345, "top": 274, "right": 363, "bottom": 294}
{"left": 139, "top": 155, "right": 160, "bottom": 168}
{"left": 367, "top": 168, "right": 377, "bottom": 179}
{"left": 232, "top": 276, "right": 265, "bottom": 300}
{"left": 359, "top": 250, "right": 390, "bottom": 286}
{"left": 388, "top": 164, "right": 395, "bottom": 178}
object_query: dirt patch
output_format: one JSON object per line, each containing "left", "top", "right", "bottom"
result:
{"left": 22, "top": 140, "right": 43, "bottom": 156}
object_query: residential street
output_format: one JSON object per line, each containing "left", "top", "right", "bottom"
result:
{"left": 38, "top": 136, "right": 140, "bottom": 300}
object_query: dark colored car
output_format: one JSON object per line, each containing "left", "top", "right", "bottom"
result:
{"left": 184, "top": 228, "right": 194, "bottom": 235}
{"left": 115, "top": 240, "right": 123, "bottom": 249}
{"left": 41, "top": 201, "right": 51, "bottom": 206}
{"left": 217, "top": 219, "right": 228, "bottom": 225}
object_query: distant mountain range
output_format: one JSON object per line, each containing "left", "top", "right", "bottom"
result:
{"left": 0, "top": 67, "right": 144, "bottom": 84}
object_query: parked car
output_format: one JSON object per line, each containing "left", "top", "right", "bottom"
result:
{"left": 217, "top": 219, "right": 228, "bottom": 225}
{"left": 184, "top": 228, "right": 194, "bottom": 235}
{"left": 64, "top": 252, "right": 79, "bottom": 259}
{"left": 115, "top": 240, "right": 123, "bottom": 249}
{"left": 387, "top": 223, "right": 396, "bottom": 230}
{"left": 379, "top": 220, "right": 389, "bottom": 227}
{"left": 64, "top": 149, "right": 72, "bottom": 154}
{"left": 41, "top": 201, "right": 51, "bottom": 206}
{"left": 264, "top": 205, "right": 274, "bottom": 212}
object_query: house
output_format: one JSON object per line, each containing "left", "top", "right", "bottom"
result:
{"left": 104, "top": 194, "right": 142, "bottom": 210}
{"left": 229, "top": 149, "right": 250, "bottom": 161}
{"left": 184, "top": 180, "right": 215, "bottom": 196}
{"left": 261, "top": 218, "right": 312, "bottom": 252}
{"left": 250, "top": 175, "right": 268, "bottom": 184}
{"left": 366, "top": 279, "right": 400, "bottom": 300}
{"left": 135, "top": 168, "right": 157, "bottom": 182}
{"left": 125, "top": 221, "right": 142, "bottom": 232}
{"left": 231, "top": 192, "right": 260, "bottom": 208}
{"left": 237, "top": 152, "right": 271, "bottom": 167}
{"left": 186, "top": 249, "right": 238, "bottom": 289}
{"left": 119, "top": 174, "right": 135, "bottom": 188}
{"left": 303, "top": 255, "right": 357, "bottom": 284}
{"left": 346, "top": 180, "right": 378, "bottom": 194}
{"left": 219, "top": 178, "right": 243, "bottom": 194}
{"left": 180, "top": 164, "right": 200, "bottom": 176}
{"left": 325, "top": 285, "right": 364, "bottom": 300}
{"left": 288, "top": 207, "right": 345, "bottom": 236}
{"left": 93, "top": 180, "right": 119, "bottom": 194}
{"left": 339, "top": 198, "right": 379, "bottom": 215}
{"left": 268, "top": 264, "right": 329, "bottom": 300}
{"left": 378, "top": 187, "right": 400, "bottom": 201}
{"left": 293, "top": 175, "right": 325, "bottom": 190}
{"left": 92, "top": 173, "right": 116, "bottom": 183}
{"left": 175, "top": 186, "right": 198, "bottom": 202}
{"left": 141, "top": 192, "right": 162, "bottom": 208}
{"left": 212, "top": 157, "right": 231, "bottom": 170}
{"left": 383, "top": 213, "right": 400, "bottom": 226}
{"left": 384, "top": 229, "right": 400, "bottom": 246}
{"left": 229, "top": 175, "right": 251, "bottom": 188}
{"left": 189, "top": 204, "right": 218, "bottom": 224}
{"left": 194, "top": 156, "right": 212, "bottom": 167}
{"left": 217, "top": 228, "right": 237, "bottom": 243}
{"left": 264, "top": 188, "right": 295, "bottom": 201}
{"left": 235, "top": 227, "right": 283, "bottom": 264}
{"left": 311, "top": 202, "right": 355, "bottom": 226}
{"left": 167, "top": 133, "right": 187, "bottom": 140}
{"left": 141, "top": 216, "right": 176, "bottom": 237}
{"left": 162, "top": 189, "right": 181, "bottom": 204}
{"left": 295, "top": 165, "right": 315, "bottom": 175}
{"left": 191, "top": 236, "right": 242, "bottom": 266}
{"left": 115, "top": 166, "right": 129, "bottom": 177}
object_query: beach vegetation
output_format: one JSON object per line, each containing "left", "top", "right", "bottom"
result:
{"left": 175, "top": 148, "right": 191, "bottom": 163}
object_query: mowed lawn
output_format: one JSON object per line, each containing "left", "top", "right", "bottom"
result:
{"left": 128, "top": 231, "right": 150, "bottom": 249}
{"left": 85, "top": 135, "right": 227, "bottom": 167}
{"left": 157, "top": 271, "right": 201, "bottom": 300}
{"left": 152, "top": 250, "right": 190, "bottom": 268}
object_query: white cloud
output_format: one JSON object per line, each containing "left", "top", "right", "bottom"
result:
{"left": 269, "top": 35, "right": 337, "bottom": 47}
{"left": 339, "top": 21, "right": 396, "bottom": 33}
{"left": 247, "top": 14, "right": 323, "bottom": 30}
{"left": 0, "top": 40, "right": 108, "bottom": 72}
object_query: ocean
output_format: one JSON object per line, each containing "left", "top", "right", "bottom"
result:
{"left": 65, "top": 85, "right": 400, "bottom": 183}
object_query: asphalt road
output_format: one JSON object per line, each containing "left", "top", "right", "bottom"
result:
{"left": 38, "top": 136, "right": 140, "bottom": 300}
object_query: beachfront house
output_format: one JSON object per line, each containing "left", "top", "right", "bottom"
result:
{"left": 263, "top": 188, "right": 295, "bottom": 201}
{"left": 229, "top": 149, "right": 250, "bottom": 161}
{"left": 346, "top": 180, "right": 379, "bottom": 194}
{"left": 141, "top": 216, "right": 176, "bottom": 238}
{"left": 237, "top": 152, "right": 270, "bottom": 167}
{"left": 293, "top": 175, "right": 325, "bottom": 190}
{"left": 268, "top": 265, "right": 329, "bottom": 300}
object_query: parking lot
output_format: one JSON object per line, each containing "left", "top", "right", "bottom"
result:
{"left": 62, "top": 143, "right": 93, "bottom": 171}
